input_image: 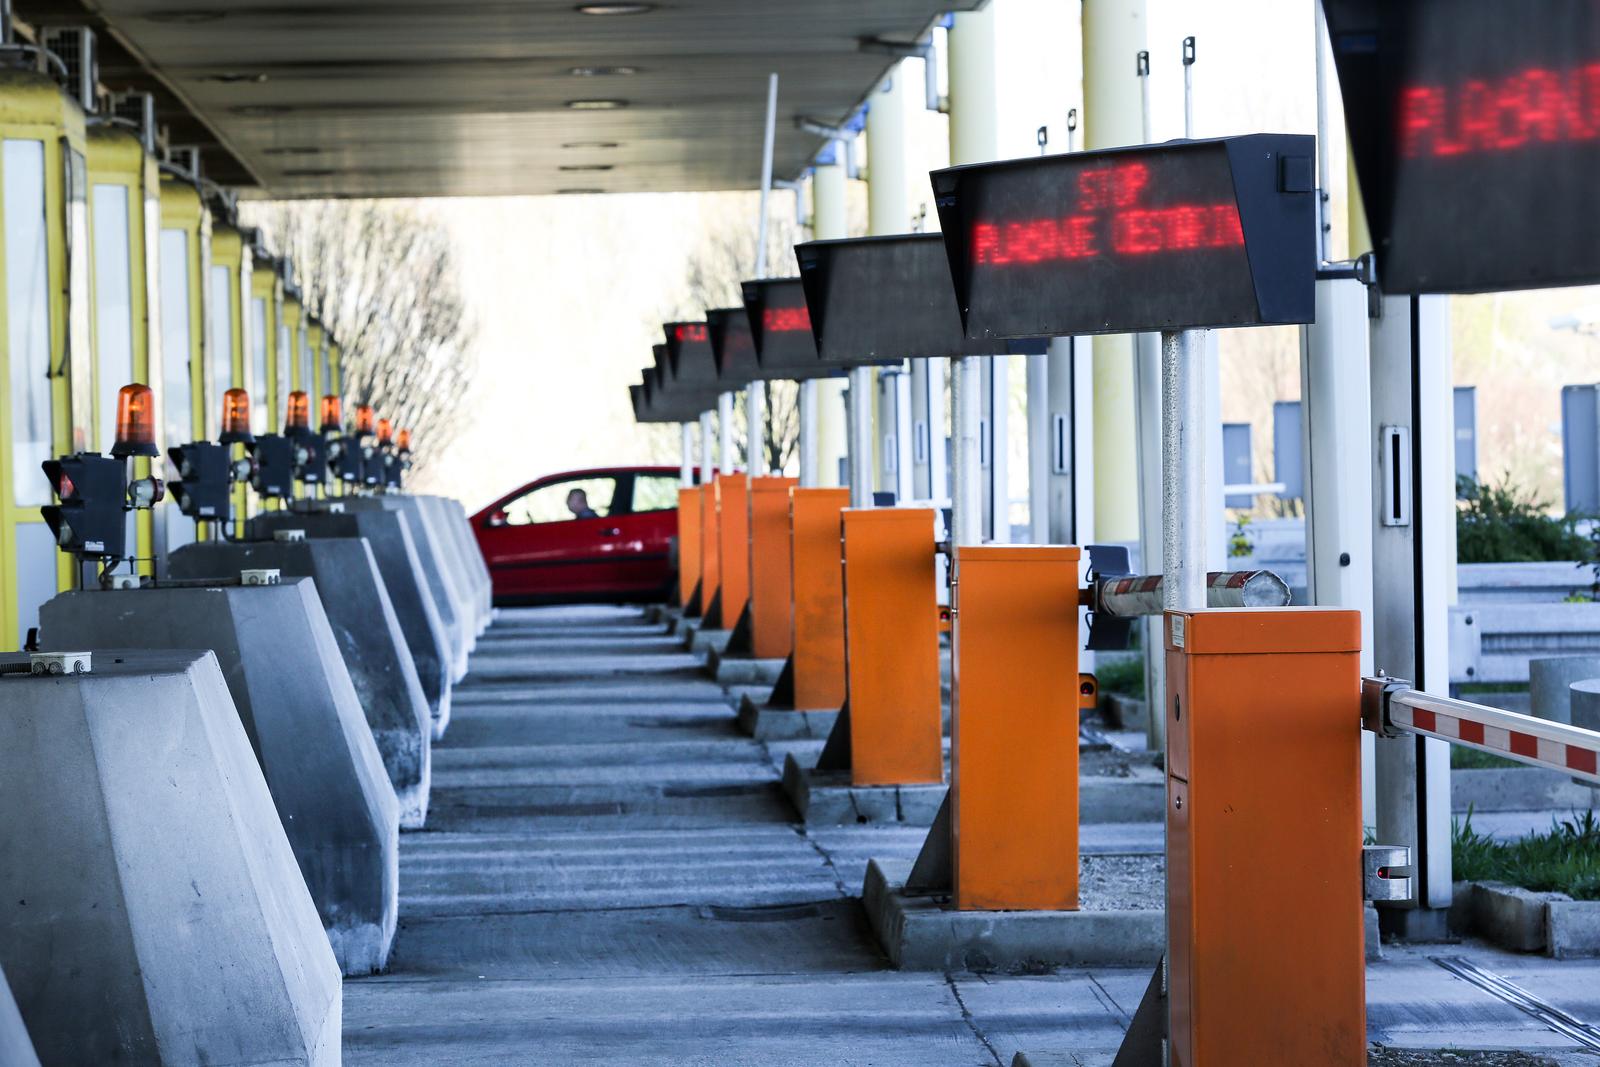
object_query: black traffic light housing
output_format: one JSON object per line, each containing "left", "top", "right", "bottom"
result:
{"left": 291, "top": 429, "right": 328, "bottom": 485}
{"left": 248, "top": 434, "right": 295, "bottom": 500}
{"left": 166, "top": 441, "right": 231, "bottom": 521}
{"left": 41, "top": 455, "right": 129, "bottom": 559}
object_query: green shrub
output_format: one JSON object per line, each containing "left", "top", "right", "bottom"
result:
{"left": 1094, "top": 656, "right": 1145, "bottom": 701}
{"left": 1456, "top": 475, "right": 1590, "bottom": 565}
{"left": 1454, "top": 808, "right": 1600, "bottom": 900}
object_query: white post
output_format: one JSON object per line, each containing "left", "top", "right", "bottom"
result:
{"left": 1161, "top": 330, "right": 1209, "bottom": 613}
{"left": 951, "top": 356, "right": 984, "bottom": 546}
{"left": 894, "top": 363, "right": 913, "bottom": 504}
{"left": 798, "top": 381, "right": 819, "bottom": 486}
{"left": 812, "top": 148, "right": 849, "bottom": 487}
{"left": 699, "top": 411, "right": 715, "bottom": 482}
{"left": 1026, "top": 350, "right": 1049, "bottom": 543}
{"left": 848, "top": 366, "right": 875, "bottom": 509}
{"left": 747, "top": 71, "right": 779, "bottom": 477}
{"left": 680, "top": 422, "right": 694, "bottom": 486}
{"left": 717, "top": 392, "right": 735, "bottom": 473}
{"left": 985, "top": 355, "right": 1010, "bottom": 542}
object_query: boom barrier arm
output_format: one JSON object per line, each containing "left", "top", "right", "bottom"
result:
{"left": 1363, "top": 677, "right": 1600, "bottom": 786}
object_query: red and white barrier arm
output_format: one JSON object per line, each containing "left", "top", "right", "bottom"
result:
{"left": 1363, "top": 677, "right": 1600, "bottom": 785}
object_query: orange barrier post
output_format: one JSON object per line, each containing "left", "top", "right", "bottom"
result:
{"left": 842, "top": 508, "right": 942, "bottom": 786}
{"left": 789, "top": 487, "right": 850, "bottom": 711}
{"left": 747, "top": 476, "right": 798, "bottom": 658}
{"left": 699, "top": 483, "right": 721, "bottom": 623}
{"left": 710, "top": 474, "right": 750, "bottom": 629}
{"left": 677, "top": 486, "right": 702, "bottom": 612}
{"left": 951, "top": 545, "right": 1080, "bottom": 911}
{"left": 1165, "top": 608, "right": 1364, "bottom": 1067}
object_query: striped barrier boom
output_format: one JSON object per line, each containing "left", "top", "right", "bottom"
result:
{"left": 1363, "top": 677, "right": 1600, "bottom": 785}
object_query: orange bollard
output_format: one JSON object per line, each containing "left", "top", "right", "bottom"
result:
{"left": 699, "top": 484, "right": 721, "bottom": 622}
{"left": 747, "top": 476, "right": 798, "bottom": 658}
{"left": 789, "top": 487, "right": 850, "bottom": 711}
{"left": 711, "top": 474, "right": 750, "bottom": 629}
{"left": 1165, "top": 608, "right": 1364, "bottom": 1067}
{"left": 951, "top": 545, "right": 1080, "bottom": 911}
{"left": 677, "top": 486, "right": 702, "bottom": 612}
{"left": 842, "top": 508, "right": 942, "bottom": 787}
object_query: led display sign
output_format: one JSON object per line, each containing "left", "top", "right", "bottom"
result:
{"left": 794, "top": 233, "right": 1047, "bottom": 363}
{"left": 738, "top": 278, "right": 839, "bottom": 380}
{"left": 1324, "top": 0, "right": 1600, "bottom": 294}
{"left": 707, "top": 308, "right": 763, "bottom": 381}
{"left": 929, "top": 134, "right": 1316, "bottom": 339}
{"left": 662, "top": 321, "right": 718, "bottom": 385}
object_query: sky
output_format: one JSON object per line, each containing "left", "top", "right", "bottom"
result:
{"left": 411, "top": 0, "right": 1599, "bottom": 515}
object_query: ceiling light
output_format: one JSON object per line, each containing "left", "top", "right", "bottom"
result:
{"left": 559, "top": 163, "right": 614, "bottom": 171}
{"left": 204, "top": 71, "right": 268, "bottom": 84}
{"left": 565, "top": 99, "right": 627, "bottom": 110}
{"left": 575, "top": 3, "right": 654, "bottom": 14}
{"left": 561, "top": 140, "right": 620, "bottom": 149}
{"left": 568, "top": 65, "right": 638, "bottom": 77}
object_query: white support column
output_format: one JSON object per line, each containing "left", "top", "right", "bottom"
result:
{"left": 746, "top": 384, "right": 766, "bottom": 474}
{"left": 894, "top": 364, "right": 913, "bottom": 504}
{"left": 848, "top": 366, "right": 875, "bottom": 509}
{"left": 1082, "top": 0, "right": 1149, "bottom": 545}
{"left": 798, "top": 380, "right": 819, "bottom": 486}
{"left": 680, "top": 422, "right": 694, "bottom": 486}
{"left": 951, "top": 355, "right": 984, "bottom": 547}
{"left": 1161, "top": 330, "right": 1209, "bottom": 612}
{"left": 812, "top": 151, "right": 849, "bottom": 487}
{"left": 983, "top": 355, "right": 1010, "bottom": 543}
{"left": 1301, "top": 271, "right": 1377, "bottom": 825}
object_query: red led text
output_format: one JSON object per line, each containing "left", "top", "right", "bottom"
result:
{"left": 972, "top": 160, "right": 1244, "bottom": 267}
{"left": 763, "top": 306, "right": 811, "bottom": 332}
{"left": 674, "top": 324, "right": 708, "bottom": 343}
{"left": 1400, "top": 63, "right": 1600, "bottom": 158}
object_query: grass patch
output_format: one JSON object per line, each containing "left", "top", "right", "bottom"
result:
{"left": 1095, "top": 656, "right": 1145, "bottom": 701}
{"left": 1454, "top": 808, "right": 1600, "bottom": 900}
{"left": 1450, "top": 746, "right": 1525, "bottom": 770}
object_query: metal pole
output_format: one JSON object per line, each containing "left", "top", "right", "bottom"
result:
{"left": 1161, "top": 329, "right": 1209, "bottom": 612}
{"left": 895, "top": 364, "right": 913, "bottom": 504}
{"left": 680, "top": 422, "right": 694, "bottom": 486}
{"left": 1313, "top": 2, "right": 1333, "bottom": 263}
{"left": 1133, "top": 50, "right": 1166, "bottom": 746}
{"left": 812, "top": 147, "right": 849, "bottom": 487}
{"left": 798, "top": 381, "right": 819, "bottom": 486}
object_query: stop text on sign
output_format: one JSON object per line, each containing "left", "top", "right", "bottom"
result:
{"left": 1401, "top": 63, "right": 1600, "bottom": 158}
{"left": 762, "top": 306, "right": 810, "bottom": 332}
{"left": 971, "top": 162, "right": 1245, "bottom": 267}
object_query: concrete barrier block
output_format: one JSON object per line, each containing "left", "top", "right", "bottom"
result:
{"left": 1531, "top": 656, "right": 1600, "bottom": 724}
{"left": 1572, "top": 679, "right": 1600, "bottom": 734}
{"left": 170, "top": 539, "right": 433, "bottom": 827}
{"left": 414, "top": 495, "right": 487, "bottom": 638}
{"left": 1545, "top": 899, "right": 1600, "bottom": 958}
{"left": 0, "top": 963, "right": 40, "bottom": 1067}
{"left": 344, "top": 496, "right": 473, "bottom": 674}
{"left": 432, "top": 496, "right": 493, "bottom": 630}
{"left": 42, "top": 582, "right": 400, "bottom": 976}
{"left": 706, "top": 649, "right": 786, "bottom": 686}
{"left": 781, "top": 752, "right": 945, "bottom": 825}
{"left": 252, "top": 508, "right": 453, "bottom": 740}
{"left": 863, "top": 859, "right": 1164, "bottom": 972}
{"left": 736, "top": 692, "right": 838, "bottom": 740}
{"left": 0, "top": 650, "right": 340, "bottom": 1064}
{"left": 1469, "top": 881, "right": 1566, "bottom": 953}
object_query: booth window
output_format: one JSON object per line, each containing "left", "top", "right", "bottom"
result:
{"left": 250, "top": 296, "right": 268, "bottom": 434}
{"left": 92, "top": 183, "right": 135, "bottom": 456}
{"left": 158, "top": 228, "right": 191, "bottom": 446}
{"left": 5, "top": 139, "right": 49, "bottom": 506}
{"left": 209, "top": 264, "right": 232, "bottom": 399}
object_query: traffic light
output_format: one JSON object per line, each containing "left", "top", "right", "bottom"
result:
{"left": 41, "top": 455, "right": 129, "bottom": 559}
{"left": 166, "top": 442, "right": 231, "bottom": 520}
{"left": 291, "top": 430, "right": 328, "bottom": 485}
{"left": 248, "top": 434, "right": 295, "bottom": 499}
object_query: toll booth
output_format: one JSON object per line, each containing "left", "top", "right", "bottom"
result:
{"left": 0, "top": 60, "right": 92, "bottom": 649}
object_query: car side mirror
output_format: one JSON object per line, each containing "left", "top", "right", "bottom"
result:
{"left": 485, "top": 511, "right": 508, "bottom": 528}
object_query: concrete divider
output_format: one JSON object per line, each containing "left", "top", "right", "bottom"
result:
{"left": 430, "top": 496, "right": 493, "bottom": 630}
{"left": 170, "top": 540, "right": 433, "bottom": 826}
{"left": 0, "top": 650, "right": 340, "bottom": 1064}
{"left": 345, "top": 496, "right": 473, "bottom": 677}
{"left": 0, "top": 963, "right": 39, "bottom": 1067}
{"left": 417, "top": 495, "right": 489, "bottom": 636}
{"left": 250, "top": 508, "right": 453, "bottom": 740}
{"left": 41, "top": 581, "right": 400, "bottom": 976}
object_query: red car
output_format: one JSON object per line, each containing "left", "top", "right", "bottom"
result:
{"left": 472, "top": 466, "right": 684, "bottom": 605}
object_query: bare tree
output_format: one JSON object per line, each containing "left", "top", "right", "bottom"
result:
{"left": 240, "top": 199, "right": 476, "bottom": 479}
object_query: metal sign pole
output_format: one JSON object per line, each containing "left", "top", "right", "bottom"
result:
{"left": 748, "top": 72, "right": 779, "bottom": 476}
{"left": 680, "top": 422, "right": 694, "bottom": 486}
{"left": 700, "top": 410, "right": 715, "bottom": 482}
{"left": 718, "top": 392, "right": 735, "bottom": 473}
{"left": 848, "top": 366, "right": 874, "bottom": 508}
{"left": 1162, "top": 329, "right": 1209, "bottom": 612}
